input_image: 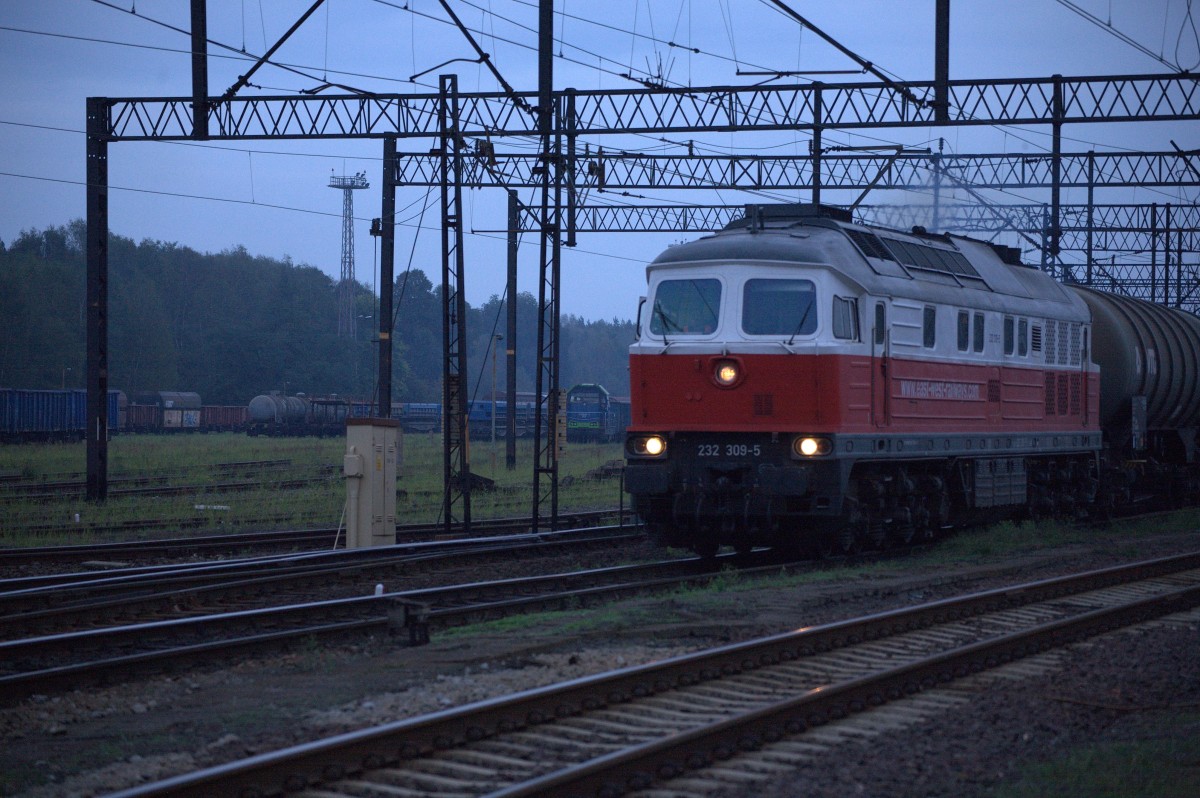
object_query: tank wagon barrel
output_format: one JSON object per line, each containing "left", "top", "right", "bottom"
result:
{"left": 1070, "top": 286, "right": 1200, "bottom": 445}
{"left": 248, "top": 394, "right": 309, "bottom": 425}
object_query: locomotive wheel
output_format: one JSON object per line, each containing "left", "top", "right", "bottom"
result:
{"left": 889, "top": 517, "right": 916, "bottom": 547}
{"left": 820, "top": 523, "right": 861, "bottom": 558}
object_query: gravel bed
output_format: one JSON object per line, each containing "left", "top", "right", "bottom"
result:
{"left": 2, "top": 529, "right": 1198, "bottom": 797}
{"left": 712, "top": 618, "right": 1200, "bottom": 798}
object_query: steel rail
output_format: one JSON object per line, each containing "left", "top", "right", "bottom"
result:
{"left": 492, "top": 581, "right": 1200, "bottom": 797}
{"left": 0, "top": 509, "right": 617, "bottom": 567}
{"left": 0, "top": 527, "right": 638, "bottom": 623}
{"left": 0, "top": 550, "right": 762, "bottom": 700}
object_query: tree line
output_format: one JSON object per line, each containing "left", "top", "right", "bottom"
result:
{"left": 0, "top": 221, "right": 635, "bottom": 405}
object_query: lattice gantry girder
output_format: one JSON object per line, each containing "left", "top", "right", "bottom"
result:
{"left": 537, "top": 202, "right": 1197, "bottom": 238}
{"left": 99, "top": 73, "right": 1200, "bottom": 141}
{"left": 390, "top": 150, "right": 1200, "bottom": 190}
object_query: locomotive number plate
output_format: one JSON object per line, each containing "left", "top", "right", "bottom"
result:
{"left": 697, "top": 443, "right": 762, "bottom": 457}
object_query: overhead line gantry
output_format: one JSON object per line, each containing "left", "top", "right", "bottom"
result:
{"left": 87, "top": 70, "right": 1200, "bottom": 514}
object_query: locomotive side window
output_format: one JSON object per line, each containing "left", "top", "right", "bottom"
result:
{"left": 923, "top": 306, "right": 937, "bottom": 348}
{"left": 1004, "top": 316, "right": 1015, "bottom": 355}
{"left": 650, "top": 278, "right": 721, "bottom": 335}
{"left": 1018, "top": 319, "right": 1029, "bottom": 356}
{"left": 742, "top": 278, "right": 817, "bottom": 336}
{"left": 957, "top": 311, "right": 970, "bottom": 352}
{"left": 973, "top": 313, "right": 985, "bottom": 353}
{"left": 874, "top": 302, "right": 886, "bottom": 345}
{"left": 832, "top": 296, "right": 859, "bottom": 340}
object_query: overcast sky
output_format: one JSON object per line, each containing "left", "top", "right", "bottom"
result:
{"left": 2, "top": 0, "right": 1197, "bottom": 323}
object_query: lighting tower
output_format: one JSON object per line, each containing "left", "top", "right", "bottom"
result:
{"left": 329, "top": 171, "right": 370, "bottom": 338}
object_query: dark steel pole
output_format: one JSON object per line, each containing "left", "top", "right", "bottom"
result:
{"left": 812, "top": 84, "right": 822, "bottom": 206}
{"left": 85, "top": 98, "right": 109, "bottom": 502}
{"left": 379, "top": 137, "right": 396, "bottom": 416}
{"left": 1086, "top": 150, "right": 1094, "bottom": 284}
{"left": 1049, "top": 75, "right": 1063, "bottom": 275}
{"left": 935, "top": 0, "right": 950, "bottom": 123}
{"left": 1165, "top": 203, "right": 1173, "bottom": 306}
{"left": 190, "top": 0, "right": 208, "bottom": 140}
{"left": 1150, "top": 203, "right": 1158, "bottom": 302}
{"left": 506, "top": 190, "right": 518, "bottom": 470}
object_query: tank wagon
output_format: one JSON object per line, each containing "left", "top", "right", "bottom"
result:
{"left": 247, "top": 393, "right": 349, "bottom": 436}
{"left": 624, "top": 204, "right": 1199, "bottom": 556}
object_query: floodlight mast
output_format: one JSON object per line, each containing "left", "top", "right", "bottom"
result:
{"left": 329, "top": 173, "right": 370, "bottom": 340}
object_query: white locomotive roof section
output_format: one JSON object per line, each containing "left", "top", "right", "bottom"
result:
{"left": 647, "top": 213, "right": 1089, "bottom": 323}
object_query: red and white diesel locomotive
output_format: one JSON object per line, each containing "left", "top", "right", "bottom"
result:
{"left": 624, "top": 204, "right": 1200, "bottom": 556}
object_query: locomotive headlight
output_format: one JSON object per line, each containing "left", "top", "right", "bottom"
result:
{"left": 629, "top": 435, "right": 667, "bottom": 457}
{"left": 794, "top": 436, "right": 832, "bottom": 457}
{"left": 714, "top": 360, "right": 740, "bottom": 386}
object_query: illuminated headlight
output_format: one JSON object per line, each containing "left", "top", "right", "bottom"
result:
{"left": 630, "top": 435, "right": 667, "bottom": 457}
{"left": 714, "top": 360, "right": 739, "bottom": 386}
{"left": 794, "top": 436, "right": 832, "bottom": 457}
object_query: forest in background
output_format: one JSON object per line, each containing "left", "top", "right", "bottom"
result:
{"left": 0, "top": 221, "right": 635, "bottom": 404}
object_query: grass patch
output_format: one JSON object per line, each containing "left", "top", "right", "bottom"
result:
{"left": 992, "top": 716, "right": 1200, "bottom": 798}
{"left": 912, "top": 509, "right": 1200, "bottom": 566}
{"left": 433, "top": 505, "right": 1200, "bottom": 639}
{"left": 0, "top": 435, "right": 627, "bottom": 546}
{"left": 439, "top": 602, "right": 661, "bottom": 639}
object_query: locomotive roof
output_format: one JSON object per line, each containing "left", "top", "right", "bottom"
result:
{"left": 648, "top": 206, "right": 1088, "bottom": 321}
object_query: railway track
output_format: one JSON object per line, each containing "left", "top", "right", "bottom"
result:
{"left": 0, "top": 509, "right": 622, "bottom": 568}
{"left": 99, "top": 551, "right": 1200, "bottom": 798}
{"left": 0, "top": 547, "right": 779, "bottom": 700}
{"left": 0, "top": 459, "right": 309, "bottom": 504}
{"left": 0, "top": 526, "right": 640, "bottom": 634}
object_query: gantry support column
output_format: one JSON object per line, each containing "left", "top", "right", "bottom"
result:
{"left": 532, "top": 0, "right": 562, "bottom": 532}
{"left": 439, "top": 74, "right": 471, "bottom": 534}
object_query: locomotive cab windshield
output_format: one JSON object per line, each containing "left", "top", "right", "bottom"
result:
{"left": 650, "top": 277, "right": 721, "bottom": 336}
{"left": 647, "top": 271, "right": 828, "bottom": 342}
{"left": 743, "top": 278, "right": 817, "bottom": 339}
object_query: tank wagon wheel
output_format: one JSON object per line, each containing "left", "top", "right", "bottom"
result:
{"left": 693, "top": 534, "right": 721, "bottom": 559}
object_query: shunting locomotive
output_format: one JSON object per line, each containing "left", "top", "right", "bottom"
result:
{"left": 624, "top": 204, "right": 1200, "bottom": 556}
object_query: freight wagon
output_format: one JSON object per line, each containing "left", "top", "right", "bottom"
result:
{"left": 127, "top": 392, "right": 203, "bottom": 433}
{"left": 0, "top": 388, "right": 120, "bottom": 443}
